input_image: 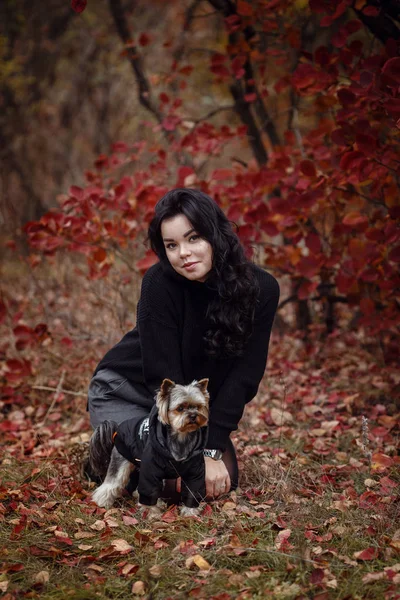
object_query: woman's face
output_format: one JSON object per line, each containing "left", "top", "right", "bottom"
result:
{"left": 161, "top": 214, "right": 213, "bottom": 282}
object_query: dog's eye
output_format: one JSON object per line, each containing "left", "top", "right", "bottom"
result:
{"left": 177, "top": 406, "right": 184, "bottom": 412}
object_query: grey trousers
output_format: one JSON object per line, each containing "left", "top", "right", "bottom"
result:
{"left": 88, "top": 368, "right": 154, "bottom": 428}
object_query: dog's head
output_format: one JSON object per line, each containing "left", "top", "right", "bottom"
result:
{"left": 156, "top": 378, "right": 209, "bottom": 434}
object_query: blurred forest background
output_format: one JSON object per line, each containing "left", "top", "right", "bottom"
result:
{"left": 1, "top": 2, "right": 400, "bottom": 598}
{"left": 1, "top": 0, "right": 400, "bottom": 351}
{"left": 1, "top": 0, "right": 399, "bottom": 390}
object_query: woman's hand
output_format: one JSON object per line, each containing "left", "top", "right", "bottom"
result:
{"left": 204, "top": 457, "right": 231, "bottom": 499}
{"left": 175, "top": 457, "right": 231, "bottom": 499}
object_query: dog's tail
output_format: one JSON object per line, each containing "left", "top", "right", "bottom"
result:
{"left": 89, "top": 420, "right": 118, "bottom": 478}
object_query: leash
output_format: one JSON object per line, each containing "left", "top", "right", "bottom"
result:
{"left": 167, "top": 460, "right": 206, "bottom": 504}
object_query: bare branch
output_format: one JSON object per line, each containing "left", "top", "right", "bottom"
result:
{"left": 108, "top": 0, "right": 163, "bottom": 125}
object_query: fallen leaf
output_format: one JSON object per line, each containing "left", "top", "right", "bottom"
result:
{"left": 275, "top": 529, "right": 293, "bottom": 550}
{"left": 87, "top": 564, "right": 104, "bottom": 572}
{"left": 33, "top": 570, "right": 49, "bottom": 584}
{"left": 222, "top": 501, "right": 236, "bottom": 512}
{"left": 270, "top": 407, "right": 293, "bottom": 426}
{"left": 122, "top": 515, "right": 138, "bottom": 526}
{"left": 104, "top": 517, "right": 119, "bottom": 528}
{"left": 74, "top": 531, "right": 96, "bottom": 540}
{"left": 186, "top": 554, "right": 211, "bottom": 571}
{"left": 120, "top": 563, "right": 139, "bottom": 576}
{"left": 54, "top": 530, "right": 69, "bottom": 538}
{"left": 364, "top": 479, "right": 379, "bottom": 488}
{"left": 198, "top": 537, "right": 216, "bottom": 548}
{"left": 149, "top": 564, "right": 163, "bottom": 578}
{"left": 245, "top": 569, "right": 261, "bottom": 578}
{"left": 362, "top": 572, "right": 385, "bottom": 583}
{"left": 111, "top": 538, "right": 134, "bottom": 553}
{"left": 353, "top": 547, "right": 379, "bottom": 560}
{"left": 90, "top": 520, "right": 106, "bottom": 531}
{"left": 371, "top": 453, "right": 393, "bottom": 471}
{"left": 132, "top": 580, "right": 146, "bottom": 595}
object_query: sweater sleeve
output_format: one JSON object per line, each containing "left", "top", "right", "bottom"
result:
{"left": 206, "top": 274, "right": 280, "bottom": 451}
{"left": 137, "top": 268, "right": 185, "bottom": 396}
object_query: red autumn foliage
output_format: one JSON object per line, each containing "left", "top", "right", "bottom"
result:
{"left": 17, "top": 1, "right": 399, "bottom": 362}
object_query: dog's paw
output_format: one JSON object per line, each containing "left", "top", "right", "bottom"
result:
{"left": 139, "top": 503, "right": 162, "bottom": 520}
{"left": 92, "top": 484, "right": 118, "bottom": 509}
{"left": 180, "top": 506, "right": 200, "bottom": 517}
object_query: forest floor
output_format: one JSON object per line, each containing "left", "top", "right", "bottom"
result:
{"left": 0, "top": 266, "right": 399, "bottom": 599}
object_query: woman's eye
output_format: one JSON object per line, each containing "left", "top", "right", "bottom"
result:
{"left": 189, "top": 234, "right": 200, "bottom": 242}
{"left": 166, "top": 243, "right": 176, "bottom": 250}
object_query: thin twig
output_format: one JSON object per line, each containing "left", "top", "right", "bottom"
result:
{"left": 32, "top": 384, "right": 85, "bottom": 397}
{"left": 38, "top": 370, "right": 66, "bottom": 426}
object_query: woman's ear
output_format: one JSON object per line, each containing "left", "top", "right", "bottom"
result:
{"left": 156, "top": 378, "right": 175, "bottom": 425}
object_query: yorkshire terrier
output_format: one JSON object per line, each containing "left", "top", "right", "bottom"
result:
{"left": 89, "top": 378, "right": 209, "bottom": 517}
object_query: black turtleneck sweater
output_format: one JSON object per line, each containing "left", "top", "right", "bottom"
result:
{"left": 95, "top": 261, "right": 279, "bottom": 451}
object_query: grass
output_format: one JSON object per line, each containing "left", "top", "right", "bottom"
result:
{"left": 1, "top": 431, "right": 399, "bottom": 600}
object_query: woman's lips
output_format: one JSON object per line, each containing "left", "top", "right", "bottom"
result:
{"left": 183, "top": 262, "right": 199, "bottom": 271}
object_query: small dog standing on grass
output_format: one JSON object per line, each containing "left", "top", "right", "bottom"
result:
{"left": 89, "top": 378, "right": 209, "bottom": 517}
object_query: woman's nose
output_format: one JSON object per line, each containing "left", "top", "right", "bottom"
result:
{"left": 180, "top": 244, "right": 191, "bottom": 257}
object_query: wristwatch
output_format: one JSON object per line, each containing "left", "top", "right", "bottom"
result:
{"left": 204, "top": 449, "right": 223, "bottom": 461}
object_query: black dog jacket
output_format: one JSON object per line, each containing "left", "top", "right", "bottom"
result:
{"left": 114, "top": 405, "right": 207, "bottom": 507}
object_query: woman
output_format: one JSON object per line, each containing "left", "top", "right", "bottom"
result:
{"left": 87, "top": 188, "right": 279, "bottom": 500}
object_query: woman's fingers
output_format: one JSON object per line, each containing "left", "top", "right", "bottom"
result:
{"left": 204, "top": 458, "right": 231, "bottom": 498}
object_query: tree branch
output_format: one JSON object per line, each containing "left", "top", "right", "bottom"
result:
{"left": 108, "top": 0, "right": 164, "bottom": 125}
{"left": 352, "top": 1, "right": 400, "bottom": 43}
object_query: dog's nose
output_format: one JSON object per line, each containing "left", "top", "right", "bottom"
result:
{"left": 189, "top": 414, "right": 197, "bottom": 423}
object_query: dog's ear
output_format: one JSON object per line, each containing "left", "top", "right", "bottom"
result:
{"left": 196, "top": 378, "right": 209, "bottom": 395}
{"left": 156, "top": 378, "right": 175, "bottom": 425}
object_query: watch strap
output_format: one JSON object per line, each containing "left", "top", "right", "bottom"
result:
{"left": 203, "top": 449, "right": 223, "bottom": 460}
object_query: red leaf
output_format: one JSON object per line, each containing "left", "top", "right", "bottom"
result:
{"left": 320, "top": 0, "right": 349, "bottom": 27}
{"left": 298, "top": 280, "right": 319, "bottom": 300}
{"left": 299, "top": 159, "right": 317, "bottom": 177}
{"left": 211, "top": 169, "right": 233, "bottom": 181}
{"left": 339, "top": 151, "right": 364, "bottom": 172}
{"left": 388, "top": 245, "right": 400, "bottom": 263}
{"left": 363, "top": 6, "right": 380, "bottom": 16}
{"left": 342, "top": 211, "right": 368, "bottom": 227}
{"left": 179, "top": 65, "right": 194, "bottom": 76}
{"left": 162, "top": 507, "right": 178, "bottom": 523}
{"left": 159, "top": 93, "right": 170, "bottom": 104}
{"left": 371, "top": 453, "right": 393, "bottom": 471}
{"left": 237, "top": 0, "right": 253, "bottom": 16}
{"left": 337, "top": 88, "right": 356, "bottom": 105}
{"left": 353, "top": 547, "right": 379, "bottom": 560}
{"left": 161, "top": 116, "right": 180, "bottom": 131}
{"left": 310, "top": 568, "right": 325, "bottom": 584}
{"left": 382, "top": 57, "right": 400, "bottom": 83}
{"left": 360, "top": 298, "right": 375, "bottom": 316}
{"left": 244, "top": 93, "right": 257, "bottom": 102}
{"left": 0, "top": 300, "right": 6, "bottom": 324}
{"left": 305, "top": 232, "right": 321, "bottom": 254}
{"left": 71, "top": 0, "right": 87, "bottom": 13}
{"left": 93, "top": 248, "right": 107, "bottom": 263}
{"left": 136, "top": 251, "right": 158, "bottom": 273}
{"left": 176, "top": 166, "right": 195, "bottom": 187}
{"left": 139, "top": 33, "right": 151, "bottom": 46}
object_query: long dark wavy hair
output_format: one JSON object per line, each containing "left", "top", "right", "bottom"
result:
{"left": 147, "top": 188, "right": 259, "bottom": 358}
